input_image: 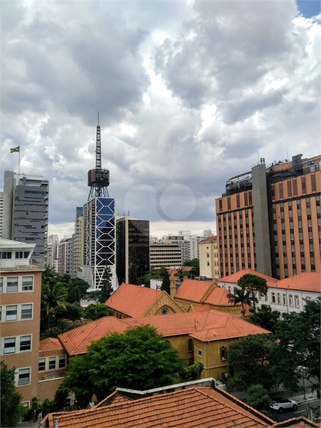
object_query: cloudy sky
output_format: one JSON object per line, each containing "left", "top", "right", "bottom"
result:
{"left": 1, "top": 0, "right": 320, "bottom": 240}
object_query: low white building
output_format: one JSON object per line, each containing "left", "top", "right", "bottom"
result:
{"left": 217, "top": 269, "right": 321, "bottom": 315}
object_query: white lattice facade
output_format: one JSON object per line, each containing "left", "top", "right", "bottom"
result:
{"left": 83, "top": 197, "right": 117, "bottom": 290}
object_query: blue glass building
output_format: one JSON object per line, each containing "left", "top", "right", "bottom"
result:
{"left": 83, "top": 197, "right": 117, "bottom": 289}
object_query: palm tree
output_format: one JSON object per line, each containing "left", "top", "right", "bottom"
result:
{"left": 41, "top": 279, "right": 68, "bottom": 332}
{"left": 238, "top": 274, "right": 268, "bottom": 322}
{"left": 227, "top": 286, "right": 251, "bottom": 317}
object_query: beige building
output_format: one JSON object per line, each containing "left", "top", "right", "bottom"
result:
{"left": 0, "top": 238, "right": 42, "bottom": 407}
{"left": 199, "top": 236, "right": 219, "bottom": 279}
{"left": 150, "top": 243, "right": 182, "bottom": 269}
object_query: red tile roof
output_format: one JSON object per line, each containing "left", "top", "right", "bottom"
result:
{"left": 204, "top": 286, "right": 233, "bottom": 305}
{"left": 59, "top": 317, "right": 128, "bottom": 355}
{"left": 218, "top": 269, "right": 277, "bottom": 285}
{"left": 122, "top": 310, "right": 270, "bottom": 342}
{"left": 176, "top": 279, "right": 213, "bottom": 302}
{"left": 199, "top": 236, "right": 217, "bottom": 243}
{"left": 39, "top": 337, "right": 64, "bottom": 351}
{"left": 40, "top": 387, "right": 275, "bottom": 428}
{"left": 271, "top": 272, "right": 321, "bottom": 292}
{"left": 58, "top": 309, "right": 270, "bottom": 356}
{"left": 106, "top": 283, "right": 162, "bottom": 317}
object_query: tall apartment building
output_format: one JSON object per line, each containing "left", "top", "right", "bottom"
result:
{"left": 2, "top": 171, "right": 49, "bottom": 263}
{"left": 215, "top": 154, "right": 321, "bottom": 279}
{"left": 72, "top": 207, "right": 84, "bottom": 278}
{"left": 46, "top": 234, "right": 59, "bottom": 271}
{"left": 0, "top": 191, "right": 3, "bottom": 237}
{"left": 199, "top": 236, "right": 219, "bottom": 279}
{"left": 116, "top": 216, "right": 150, "bottom": 284}
{"left": 0, "top": 238, "right": 42, "bottom": 405}
{"left": 57, "top": 237, "right": 73, "bottom": 276}
{"left": 189, "top": 235, "right": 204, "bottom": 260}
{"left": 150, "top": 243, "right": 182, "bottom": 269}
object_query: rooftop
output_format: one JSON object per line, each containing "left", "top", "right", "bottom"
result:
{"left": 176, "top": 279, "right": 214, "bottom": 302}
{"left": 39, "top": 337, "right": 64, "bottom": 352}
{"left": 218, "top": 269, "right": 277, "bottom": 285}
{"left": 270, "top": 272, "right": 321, "bottom": 293}
{"left": 105, "top": 283, "right": 162, "bottom": 317}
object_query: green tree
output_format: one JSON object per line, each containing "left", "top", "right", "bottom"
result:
{"left": 67, "top": 278, "right": 89, "bottom": 303}
{"left": 99, "top": 266, "right": 113, "bottom": 303}
{"left": 270, "top": 298, "right": 320, "bottom": 394}
{"left": 62, "top": 325, "right": 185, "bottom": 405}
{"left": 227, "top": 285, "right": 251, "bottom": 318}
{"left": 1, "top": 361, "right": 26, "bottom": 427}
{"left": 183, "top": 259, "right": 199, "bottom": 276}
{"left": 238, "top": 274, "right": 268, "bottom": 318}
{"left": 227, "top": 334, "right": 274, "bottom": 391}
{"left": 249, "top": 304, "right": 280, "bottom": 333}
{"left": 55, "top": 302, "right": 84, "bottom": 322}
{"left": 41, "top": 281, "right": 67, "bottom": 332}
{"left": 243, "top": 384, "right": 272, "bottom": 411}
{"left": 161, "top": 267, "right": 170, "bottom": 294}
{"left": 84, "top": 303, "right": 108, "bottom": 320}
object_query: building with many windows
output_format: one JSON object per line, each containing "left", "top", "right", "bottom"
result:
{"left": 150, "top": 243, "right": 182, "bottom": 269}
{"left": 0, "top": 238, "right": 41, "bottom": 406}
{"left": 199, "top": 236, "right": 219, "bottom": 280}
{"left": 72, "top": 207, "right": 84, "bottom": 278}
{"left": 116, "top": 216, "right": 150, "bottom": 284}
{"left": 57, "top": 237, "right": 72, "bottom": 276}
{"left": 2, "top": 171, "right": 49, "bottom": 263}
{"left": 215, "top": 154, "right": 321, "bottom": 279}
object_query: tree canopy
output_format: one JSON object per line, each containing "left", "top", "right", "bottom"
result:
{"left": 99, "top": 267, "right": 113, "bottom": 303}
{"left": 238, "top": 274, "right": 268, "bottom": 316}
{"left": 1, "top": 361, "right": 26, "bottom": 427}
{"left": 183, "top": 258, "right": 199, "bottom": 277}
{"left": 62, "top": 325, "right": 185, "bottom": 406}
{"left": 249, "top": 304, "right": 280, "bottom": 333}
{"left": 84, "top": 303, "right": 108, "bottom": 320}
{"left": 161, "top": 267, "right": 170, "bottom": 294}
{"left": 270, "top": 297, "right": 320, "bottom": 394}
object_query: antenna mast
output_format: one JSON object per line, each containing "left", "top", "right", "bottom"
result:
{"left": 87, "top": 114, "right": 110, "bottom": 200}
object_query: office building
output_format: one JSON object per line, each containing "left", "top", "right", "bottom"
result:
{"left": 82, "top": 119, "right": 116, "bottom": 289}
{"left": 72, "top": 207, "right": 84, "bottom": 278}
{"left": 116, "top": 216, "right": 150, "bottom": 284}
{"left": 150, "top": 243, "right": 182, "bottom": 269}
{"left": 46, "top": 234, "right": 59, "bottom": 271}
{"left": 215, "top": 154, "right": 321, "bottom": 279}
{"left": 0, "top": 191, "right": 3, "bottom": 236}
{"left": 57, "top": 237, "right": 72, "bottom": 276}
{"left": 2, "top": 171, "right": 49, "bottom": 263}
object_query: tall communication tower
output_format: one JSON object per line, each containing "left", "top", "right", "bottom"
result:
{"left": 88, "top": 114, "right": 110, "bottom": 199}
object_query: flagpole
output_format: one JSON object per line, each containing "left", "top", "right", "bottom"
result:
{"left": 18, "top": 146, "right": 21, "bottom": 175}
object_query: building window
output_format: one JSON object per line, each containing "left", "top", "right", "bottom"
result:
{"left": 59, "top": 355, "right": 67, "bottom": 369}
{"left": 0, "top": 252, "right": 12, "bottom": 259}
{"left": 38, "top": 359, "right": 46, "bottom": 371}
{"left": 227, "top": 197, "right": 231, "bottom": 210}
{"left": 188, "top": 339, "right": 193, "bottom": 353}
{"left": 197, "top": 350, "right": 203, "bottom": 358}
{"left": 160, "top": 307, "right": 168, "bottom": 315}
{"left": 0, "top": 278, "right": 3, "bottom": 293}
{"left": 49, "top": 357, "right": 56, "bottom": 370}
{"left": 7, "top": 277, "right": 18, "bottom": 292}
{"left": 279, "top": 183, "right": 283, "bottom": 199}
{"left": 18, "top": 368, "right": 30, "bottom": 386}
{"left": 4, "top": 337, "right": 16, "bottom": 354}
{"left": 236, "top": 194, "right": 240, "bottom": 208}
{"left": 244, "top": 192, "right": 248, "bottom": 206}
{"left": 287, "top": 181, "right": 292, "bottom": 197}
{"left": 207, "top": 262, "right": 210, "bottom": 266}
{"left": 277, "top": 293, "right": 281, "bottom": 304}
{"left": 21, "top": 304, "right": 32, "bottom": 319}
{"left": 301, "top": 177, "right": 306, "bottom": 194}
{"left": 295, "top": 295, "right": 299, "bottom": 308}
{"left": 220, "top": 346, "right": 227, "bottom": 361}
{"left": 22, "top": 277, "right": 33, "bottom": 291}
{"left": 289, "top": 295, "right": 293, "bottom": 307}
{"left": 271, "top": 293, "right": 276, "bottom": 303}
{"left": 20, "top": 335, "right": 31, "bottom": 352}
{"left": 283, "top": 294, "right": 286, "bottom": 305}
{"left": 6, "top": 305, "right": 17, "bottom": 321}
{"left": 311, "top": 174, "right": 316, "bottom": 192}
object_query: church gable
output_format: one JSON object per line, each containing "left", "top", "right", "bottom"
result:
{"left": 144, "top": 291, "right": 185, "bottom": 317}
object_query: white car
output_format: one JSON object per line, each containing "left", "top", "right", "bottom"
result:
{"left": 270, "top": 398, "right": 298, "bottom": 413}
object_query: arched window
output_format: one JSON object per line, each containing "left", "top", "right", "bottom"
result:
{"left": 160, "top": 307, "right": 168, "bottom": 315}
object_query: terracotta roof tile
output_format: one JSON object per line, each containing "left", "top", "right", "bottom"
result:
{"left": 219, "top": 269, "right": 277, "bottom": 284}
{"left": 204, "top": 286, "right": 233, "bottom": 305}
{"left": 176, "top": 279, "right": 213, "bottom": 302}
{"left": 59, "top": 317, "right": 128, "bottom": 355}
{"left": 42, "top": 387, "right": 274, "bottom": 428}
{"left": 106, "top": 283, "right": 162, "bottom": 317}
{"left": 39, "top": 337, "right": 64, "bottom": 351}
{"left": 199, "top": 235, "right": 217, "bottom": 243}
{"left": 271, "top": 272, "right": 321, "bottom": 293}
{"left": 57, "top": 309, "right": 270, "bottom": 356}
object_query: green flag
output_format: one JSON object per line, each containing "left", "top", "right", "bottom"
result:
{"left": 10, "top": 146, "right": 19, "bottom": 153}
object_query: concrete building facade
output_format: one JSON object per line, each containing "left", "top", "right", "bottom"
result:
{"left": 2, "top": 171, "right": 49, "bottom": 263}
{"left": 57, "top": 237, "right": 72, "bottom": 277}
{"left": 199, "top": 236, "right": 219, "bottom": 280}
{"left": 72, "top": 207, "right": 84, "bottom": 278}
{"left": 215, "top": 154, "right": 321, "bottom": 279}
{"left": 150, "top": 243, "right": 182, "bottom": 269}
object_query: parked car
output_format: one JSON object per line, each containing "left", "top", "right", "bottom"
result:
{"left": 270, "top": 397, "right": 298, "bottom": 413}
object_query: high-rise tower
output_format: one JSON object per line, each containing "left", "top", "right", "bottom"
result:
{"left": 83, "top": 117, "right": 117, "bottom": 290}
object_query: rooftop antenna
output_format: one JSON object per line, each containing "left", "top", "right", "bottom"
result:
{"left": 87, "top": 113, "right": 110, "bottom": 200}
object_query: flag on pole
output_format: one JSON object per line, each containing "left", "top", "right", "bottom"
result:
{"left": 10, "top": 146, "right": 20, "bottom": 153}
